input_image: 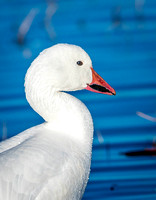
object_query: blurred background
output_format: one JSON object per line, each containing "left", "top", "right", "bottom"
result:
{"left": 0, "top": 0, "right": 156, "bottom": 199}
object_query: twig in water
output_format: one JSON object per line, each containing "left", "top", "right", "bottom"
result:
{"left": 17, "top": 8, "right": 39, "bottom": 45}
{"left": 136, "top": 111, "right": 156, "bottom": 122}
{"left": 44, "top": 2, "right": 57, "bottom": 40}
{"left": 2, "top": 121, "right": 7, "bottom": 141}
{"left": 96, "top": 130, "right": 104, "bottom": 144}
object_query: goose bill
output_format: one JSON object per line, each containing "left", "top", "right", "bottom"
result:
{"left": 86, "top": 68, "right": 116, "bottom": 95}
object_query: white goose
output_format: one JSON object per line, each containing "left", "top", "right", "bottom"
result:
{"left": 0, "top": 44, "right": 115, "bottom": 200}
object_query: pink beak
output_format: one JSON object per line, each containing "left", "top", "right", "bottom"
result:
{"left": 86, "top": 68, "right": 116, "bottom": 95}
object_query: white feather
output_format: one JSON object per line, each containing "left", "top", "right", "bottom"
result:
{"left": 0, "top": 44, "right": 93, "bottom": 200}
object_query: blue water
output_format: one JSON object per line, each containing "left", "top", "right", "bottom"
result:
{"left": 0, "top": 0, "right": 156, "bottom": 199}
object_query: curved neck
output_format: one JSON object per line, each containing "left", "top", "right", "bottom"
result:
{"left": 30, "top": 90, "right": 93, "bottom": 143}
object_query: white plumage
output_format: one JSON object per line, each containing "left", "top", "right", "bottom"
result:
{"left": 0, "top": 44, "right": 115, "bottom": 200}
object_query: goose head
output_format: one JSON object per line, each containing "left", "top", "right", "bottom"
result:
{"left": 25, "top": 43, "right": 115, "bottom": 93}
{"left": 25, "top": 44, "right": 115, "bottom": 121}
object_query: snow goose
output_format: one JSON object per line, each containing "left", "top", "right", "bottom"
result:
{"left": 0, "top": 44, "right": 115, "bottom": 200}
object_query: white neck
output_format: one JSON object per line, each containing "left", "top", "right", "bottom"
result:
{"left": 27, "top": 89, "right": 93, "bottom": 143}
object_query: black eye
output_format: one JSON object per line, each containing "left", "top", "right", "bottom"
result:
{"left": 77, "top": 61, "right": 83, "bottom": 66}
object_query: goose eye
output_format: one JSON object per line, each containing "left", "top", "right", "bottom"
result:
{"left": 77, "top": 61, "right": 83, "bottom": 66}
